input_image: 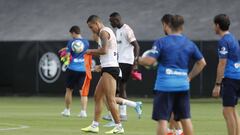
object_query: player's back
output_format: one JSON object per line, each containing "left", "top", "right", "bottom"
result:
{"left": 154, "top": 34, "right": 203, "bottom": 91}
{"left": 67, "top": 38, "right": 89, "bottom": 72}
{"left": 219, "top": 33, "right": 240, "bottom": 79}
{"left": 157, "top": 34, "right": 199, "bottom": 69}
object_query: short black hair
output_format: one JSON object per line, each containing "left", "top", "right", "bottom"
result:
{"left": 161, "top": 14, "right": 173, "bottom": 25}
{"left": 87, "top": 15, "right": 101, "bottom": 23}
{"left": 69, "top": 25, "right": 80, "bottom": 34}
{"left": 171, "top": 15, "right": 184, "bottom": 31}
{"left": 214, "top": 14, "right": 230, "bottom": 31}
{"left": 109, "top": 12, "right": 121, "bottom": 18}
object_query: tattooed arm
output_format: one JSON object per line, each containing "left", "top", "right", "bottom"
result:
{"left": 86, "top": 30, "right": 110, "bottom": 56}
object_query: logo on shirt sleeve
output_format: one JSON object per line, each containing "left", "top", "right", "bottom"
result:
{"left": 234, "top": 62, "right": 240, "bottom": 69}
{"left": 152, "top": 46, "right": 157, "bottom": 50}
{"left": 219, "top": 47, "right": 228, "bottom": 55}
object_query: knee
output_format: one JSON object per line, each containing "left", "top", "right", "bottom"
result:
{"left": 106, "top": 97, "right": 116, "bottom": 105}
{"left": 94, "top": 94, "right": 101, "bottom": 102}
{"left": 223, "top": 108, "right": 233, "bottom": 119}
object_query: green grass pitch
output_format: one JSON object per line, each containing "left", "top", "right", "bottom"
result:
{"left": 0, "top": 97, "right": 230, "bottom": 135}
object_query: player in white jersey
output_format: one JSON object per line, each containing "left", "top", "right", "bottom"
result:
{"left": 109, "top": 12, "right": 140, "bottom": 120}
{"left": 81, "top": 15, "right": 124, "bottom": 134}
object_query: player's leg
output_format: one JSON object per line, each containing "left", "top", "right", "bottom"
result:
{"left": 118, "top": 63, "right": 132, "bottom": 121}
{"left": 103, "top": 72, "right": 120, "bottom": 124}
{"left": 79, "top": 92, "right": 88, "bottom": 117}
{"left": 221, "top": 78, "right": 239, "bottom": 135}
{"left": 234, "top": 107, "right": 240, "bottom": 135}
{"left": 102, "top": 71, "right": 124, "bottom": 134}
{"left": 234, "top": 82, "right": 240, "bottom": 135}
{"left": 61, "top": 88, "right": 73, "bottom": 116}
{"left": 152, "top": 91, "right": 173, "bottom": 135}
{"left": 81, "top": 77, "right": 104, "bottom": 133}
{"left": 65, "top": 88, "right": 73, "bottom": 109}
{"left": 168, "top": 115, "right": 175, "bottom": 134}
{"left": 223, "top": 107, "right": 236, "bottom": 135}
{"left": 180, "top": 119, "right": 193, "bottom": 135}
{"left": 157, "top": 120, "right": 168, "bottom": 135}
{"left": 168, "top": 113, "right": 183, "bottom": 134}
{"left": 61, "top": 69, "right": 75, "bottom": 116}
{"left": 174, "top": 91, "right": 193, "bottom": 135}
{"left": 93, "top": 77, "right": 105, "bottom": 123}
{"left": 78, "top": 72, "right": 88, "bottom": 117}
{"left": 116, "top": 97, "right": 142, "bottom": 119}
{"left": 103, "top": 96, "right": 117, "bottom": 127}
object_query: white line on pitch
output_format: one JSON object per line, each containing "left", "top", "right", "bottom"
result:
{"left": 0, "top": 123, "right": 29, "bottom": 131}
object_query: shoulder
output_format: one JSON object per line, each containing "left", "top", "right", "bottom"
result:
{"left": 153, "top": 37, "right": 166, "bottom": 48}
{"left": 101, "top": 27, "right": 113, "bottom": 33}
{"left": 81, "top": 38, "right": 89, "bottom": 44}
{"left": 123, "top": 24, "right": 132, "bottom": 30}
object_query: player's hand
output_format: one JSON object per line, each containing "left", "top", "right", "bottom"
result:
{"left": 133, "top": 60, "right": 138, "bottom": 70}
{"left": 212, "top": 85, "right": 221, "bottom": 98}
{"left": 86, "top": 50, "right": 92, "bottom": 54}
{"left": 94, "top": 65, "right": 102, "bottom": 72}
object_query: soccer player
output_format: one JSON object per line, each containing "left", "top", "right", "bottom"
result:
{"left": 61, "top": 25, "right": 89, "bottom": 117}
{"left": 81, "top": 15, "right": 124, "bottom": 134}
{"left": 138, "top": 14, "right": 206, "bottom": 135}
{"left": 108, "top": 12, "right": 140, "bottom": 121}
{"left": 92, "top": 64, "right": 142, "bottom": 127}
{"left": 212, "top": 14, "right": 240, "bottom": 135}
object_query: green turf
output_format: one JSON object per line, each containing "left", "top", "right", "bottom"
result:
{"left": 0, "top": 97, "right": 229, "bottom": 135}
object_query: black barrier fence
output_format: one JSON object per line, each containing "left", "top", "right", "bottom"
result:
{"left": 0, "top": 41, "right": 219, "bottom": 97}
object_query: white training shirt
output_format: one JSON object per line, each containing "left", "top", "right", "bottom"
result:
{"left": 116, "top": 24, "right": 137, "bottom": 65}
{"left": 98, "top": 27, "right": 119, "bottom": 68}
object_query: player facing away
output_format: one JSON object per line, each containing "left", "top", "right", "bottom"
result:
{"left": 108, "top": 12, "right": 141, "bottom": 121}
{"left": 81, "top": 15, "right": 124, "bottom": 134}
{"left": 61, "top": 26, "right": 90, "bottom": 117}
{"left": 212, "top": 14, "right": 240, "bottom": 135}
{"left": 138, "top": 14, "right": 206, "bottom": 135}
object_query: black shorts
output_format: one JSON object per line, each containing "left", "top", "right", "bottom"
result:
{"left": 101, "top": 67, "right": 120, "bottom": 81}
{"left": 152, "top": 91, "right": 191, "bottom": 121}
{"left": 221, "top": 78, "right": 240, "bottom": 107}
{"left": 65, "top": 69, "right": 86, "bottom": 90}
{"left": 119, "top": 63, "right": 133, "bottom": 82}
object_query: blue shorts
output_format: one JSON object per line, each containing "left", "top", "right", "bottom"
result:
{"left": 152, "top": 90, "right": 191, "bottom": 121}
{"left": 221, "top": 78, "right": 240, "bottom": 107}
{"left": 65, "top": 69, "right": 86, "bottom": 90}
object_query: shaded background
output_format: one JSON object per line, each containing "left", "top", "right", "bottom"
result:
{"left": 0, "top": 0, "right": 238, "bottom": 97}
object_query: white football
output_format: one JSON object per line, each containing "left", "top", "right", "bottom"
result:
{"left": 71, "top": 40, "right": 84, "bottom": 53}
{"left": 141, "top": 49, "right": 158, "bottom": 69}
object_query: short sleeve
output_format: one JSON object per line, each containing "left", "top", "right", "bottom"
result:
{"left": 192, "top": 43, "right": 203, "bottom": 61}
{"left": 218, "top": 40, "right": 228, "bottom": 59}
{"left": 66, "top": 40, "right": 72, "bottom": 53}
{"left": 126, "top": 27, "right": 136, "bottom": 43}
{"left": 148, "top": 39, "right": 161, "bottom": 59}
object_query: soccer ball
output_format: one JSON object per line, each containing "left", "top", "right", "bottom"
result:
{"left": 71, "top": 40, "right": 84, "bottom": 53}
{"left": 141, "top": 49, "right": 158, "bottom": 69}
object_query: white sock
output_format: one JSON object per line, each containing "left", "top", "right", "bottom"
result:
{"left": 81, "top": 110, "right": 86, "bottom": 113}
{"left": 119, "top": 105, "right": 127, "bottom": 116}
{"left": 65, "top": 108, "right": 70, "bottom": 112}
{"left": 176, "top": 129, "right": 183, "bottom": 134}
{"left": 115, "top": 123, "right": 122, "bottom": 128}
{"left": 122, "top": 99, "right": 137, "bottom": 108}
{"left": 167, "top": 128, "right": 174, "bottom": 133}
{"left": 91, "top": 121, "right": 99, "bottom": 127}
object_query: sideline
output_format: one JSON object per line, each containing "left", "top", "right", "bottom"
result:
{"left": 0, "top": 123, "right": 29, "bottom": 131}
